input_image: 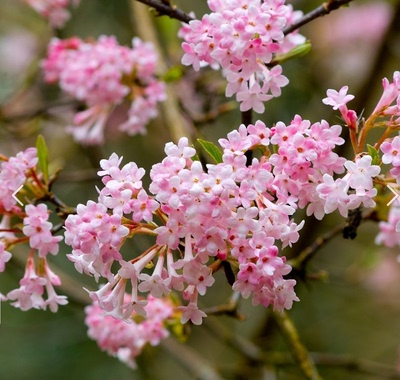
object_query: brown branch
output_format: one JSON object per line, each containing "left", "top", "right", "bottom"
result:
{"left": 352, "top": 0, "right": 400, "bottom": 111}
{"left": 205, "top": 316, "right": 400, "bottom": 379}
{"left": 133, "top": 0, "right": 194, "bottom": 23}
{"left": 273, "top": 310, "right": 323, "bottom": 380}
{"left": 283, "top": 0, "right": 355, "bottom": 35}
{"left": 290, "top": 209, "right": 378, "bottom": 273}
{"left": 289, "top": 222, "right": 345, "bottom": 271}
{"left": 310, "top": 353, "right": 400, "bottom": 380}
{"left": 0, "top": 99, "right": 79, "bottom": 124}
{"left": 202, "top": 291, "right": 245, "bottom": 319}
{"left": 160, "top": 337, "right": 226, "bottom": 380}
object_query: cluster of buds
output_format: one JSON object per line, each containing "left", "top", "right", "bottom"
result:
{"left": 179, "top": 0, "right": 306, "bottom": 113}
{"left": 42, "top": 36, "right": 166, "bottom": 145}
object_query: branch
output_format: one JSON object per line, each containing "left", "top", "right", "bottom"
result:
{"left": 130, "top": 0, "right": 193, "bottom": 142}
{"left": 273, "top": 310, "right": 323, "bottom": 380}
{"left": 0, "top": 99, "right": 79, "bottom": 124}
{"left": 133, "top": 0, "right": 194, "bottom": 23}
{"left": 202, "top": 291, "right": 245, "bottom": 319}
{"left": 160, "top": 337, "right": 226, "bottom": 380}
{"left": 290, "top": 209, "right": 378, "bottom": 272}
{"left": 283, "top": 0, "right": 355, "bottom": 35}
{"left": 310, "top": 353, "right": 400, "bottom": 380}
{"left": 289, "top": 222, "right": 345, "bottom": 271}
{"left": 205, "top": 317, "right": 400, "bottom": 380}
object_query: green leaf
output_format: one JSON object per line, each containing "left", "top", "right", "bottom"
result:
{"left": 197, "top": 139, "right": 223, "bottom": 164}
{"left": 162, "top": 66, "right": 184, "bottom": 83}
{"left": 36, "top": 135, "right": 49, "bottom": 185}
{"left": 271, "top": 40, "right": 312, "bottom": 65}
{"left": 191, "top": 146, "right": 200, "bottom": 162}
{"left": 367, "top": 144, "right": 380, "bottom": 166}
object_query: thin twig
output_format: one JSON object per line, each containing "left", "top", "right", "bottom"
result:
{"left": 273, "top": 310, "right": 322, "bottom": 380}
{"left": 205, "top": 316, "right": 400, "bottom": 379}
{"left": 289, "top": 222, "right": 345, "bottom": 271}
{"left": 283, "top": 0, "right": 355, "bottom": 35}
{"left": 202, "top": 291, "right": 245, "bottom": 319}
{"left": 0, "top": 99, "right": 79, "bottom": 124}
{"left": 130, "top": 0, "right": 193, "bottom": 142}
{"left": 133, "top": 0, "right": 194, "bottom": 23}
{"left": 310, "top": 353, "right": 400, "bottom": 380}
{"left": 160, "top": 337, "right": 226, "bottom": 380}
{"left": 352, "top": 0, "right": 400, "bottom": 111}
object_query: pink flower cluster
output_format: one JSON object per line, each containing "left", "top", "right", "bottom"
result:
{"left": 42, "top": 36, "right": 166, "bottom": 144}
{"left": 85, "top": 295, "right": 174, "bottom": 368}
{"left": 323, "top": 71, "right": 400, "bottom": 131}
{"left": 315, "top": 156, "right": 380, "bottom": 218}
{"left": 323, "top": 72, "right": 400, "bottom": 250}
{"left": 24, "top": 0, "right": 79, "bottom": 28}
{"left": 6, "top": 251, "right": 67, "bottom": 312}
{"left": 0, "top": 147, "right": 38, "bottom": 212}
{"left": 179, "top": 0, "right": 305, "bottom": 112}
{"left": 23, "top": 204, "right": 63, "bottom": 257}
{"left": 63, "top": 108, "right": 383, "bottom": 325}
{"left": 0, "top": 149, "right": 65, "bottom": 311}
{"left": 376, "top": 205, "right": 400, "bottom": 248}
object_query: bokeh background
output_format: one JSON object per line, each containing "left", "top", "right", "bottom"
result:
{"left": 1, "top": 0, "right": 400, "bottom": 379}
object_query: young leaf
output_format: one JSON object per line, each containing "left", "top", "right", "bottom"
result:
{"left": 270, "top": 40, "right": 312, "bottom": 65}
{"left": 197, "top": 139, "right": 223, "bottom": 164}
{"left": 367, "top": 144, "right": 380, "bottom": 166}
{"left": 36, "top": 135, "right": 49, "bottom": 185}
{"left": 162, "top": 66, "right": 184, "bottom": 82}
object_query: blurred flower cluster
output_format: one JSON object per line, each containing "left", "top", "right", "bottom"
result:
{"left": 42, "top": 36, "right": 166, "bottom": 144}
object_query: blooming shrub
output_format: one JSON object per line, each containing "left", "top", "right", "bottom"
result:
{"left": 3, "top": 0, "right": 400, "bottom": 378}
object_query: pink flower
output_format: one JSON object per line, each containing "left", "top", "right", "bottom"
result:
{"left": 179, "top": 0, "right": 305, "bottom": 112}
{"left": 381, "top": 136, "right": 400, "bottom": 166}
{"left": 322, "top": 86, "right": 355, "bottom": 110}
{"left": 316, "top": 174, "right": 350, "bottom": 217}
{"left": 237, "top": 81, "right": 273, "bottom": 113}
{"left": 24, "top": 0, "right": 79, "bottom": 28}
{"left": 23, "top": 204, "right": 63, "bottom": 257}
{"left": 42, "top": 36, "right": 166, "bottom": 144}
{"left": 0, "top": 241, "right": 11, "bottom": 272}
{"left": 85, "top": 295, "right": 173, "bottom": 368}
{"left": 178, "top": 302, "right": 207, "bottom": 325}
{"left": 182, "top": 261, "right": 215, "bottom": 296}
{"left": 373, "top": 72, "right": 400, "bottom": 114}
{"left": 344, "top": 155, "right": 380, "bottom": 192}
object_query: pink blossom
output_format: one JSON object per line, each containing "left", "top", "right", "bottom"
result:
{"left": 178, "top": 302, "right": 207, "bottom": 325}
{"left": 24, "top": 0, "right": 79, "bottom": 28}
{"left": 23, "top": 204, "right": 63, "bottom": 257}
{"left": 179, "top": 0, "right": 305, "bottom": 112}
{"left": 381, "top": 136, "right": 400, "bottom": 167}
{"left": 373, "top": 71, "right": 400, "bottom": 114}
{"left": 316, "top": 174, "right": 350, "bottom": 217}
{"left": 85, "top": 295, "right": 173, "bottom": 368}
{"left": 343, "top": 156, "right": 380, "bottom": 192}
{"left": 0, "top": 241, "right": 11, "bottom": 272}
{"left": 322, "top": 86, "right": 355, "bottom": 110}
{"left": 182, "top": 260, "right": 215, "bottom": 296}
{"left": 0, "top": 147, "right": 38, "bottom": 211}
{"left": 237, "top": 81, "right": 273, "bottom": 113}
{"left": 42, "top": 36, "right": 166, "bottom": 144}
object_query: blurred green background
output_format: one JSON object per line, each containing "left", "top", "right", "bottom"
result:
{"left": 1, "top": 0, "right": 400, "bottom": 379}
